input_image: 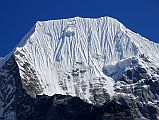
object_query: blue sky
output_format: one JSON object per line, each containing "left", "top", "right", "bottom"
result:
{"left": 0, "top": 0, "right": 159, "bottom": 57}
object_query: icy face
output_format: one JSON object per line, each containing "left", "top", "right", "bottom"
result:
{"left": 2, "top": 17, "right": 159, "bottom": 103}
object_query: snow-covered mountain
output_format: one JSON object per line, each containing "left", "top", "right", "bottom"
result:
{"left": 0, "top": 17, "right": 159, "bottom": 120}
{"left": 0, "top": 57, "right": 2, "bottom": 65}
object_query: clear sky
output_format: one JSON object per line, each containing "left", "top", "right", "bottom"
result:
{"left": 0, "top": 0, "right": 159, "bottom": 57}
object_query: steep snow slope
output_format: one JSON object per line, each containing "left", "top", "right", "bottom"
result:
{"left": 1, "top": 17, "right": 159, "bottom": 104}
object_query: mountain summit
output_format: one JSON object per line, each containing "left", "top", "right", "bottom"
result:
{"left": 0, "top": 17, "right": 159, "bottom": 120}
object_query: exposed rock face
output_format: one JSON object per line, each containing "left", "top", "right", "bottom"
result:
{"left": 0, "top": 17, "right": 159, "bottom": 120}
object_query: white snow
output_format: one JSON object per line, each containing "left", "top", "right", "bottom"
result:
{"left": 1, "top": 16, "right": 159, "bottom": 103}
